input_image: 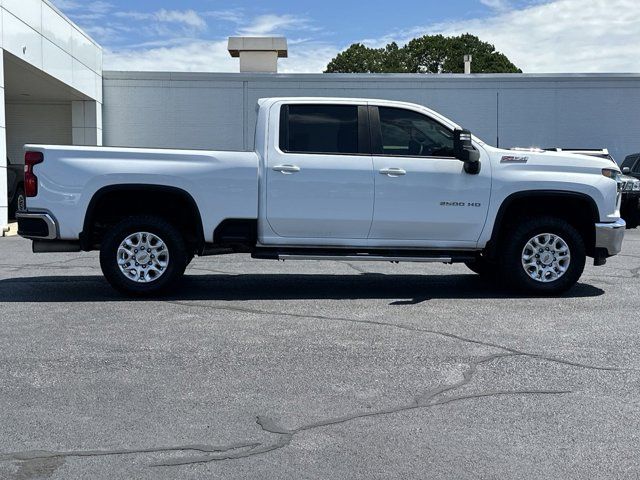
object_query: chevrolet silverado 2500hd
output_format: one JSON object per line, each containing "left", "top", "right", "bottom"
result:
{"left": 16, "top": 98, "right": 625, "bottom": 296}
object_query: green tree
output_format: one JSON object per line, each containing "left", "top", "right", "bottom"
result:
{"left": 325, "top": 34, "right": 521, "bottom": 74}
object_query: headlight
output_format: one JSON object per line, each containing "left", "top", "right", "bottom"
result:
{"left": 634, "top": 182, "right": 640, "bottom": 192}
{"left": 602, "top": 168, "right": 622, "bottom": 180}
{"left": 626, "top": 182, "right": 634, "bottom": 191}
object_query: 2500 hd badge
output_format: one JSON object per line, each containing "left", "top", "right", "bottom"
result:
{"left": 440, "top": 201, "right": 482, "bottom": 207}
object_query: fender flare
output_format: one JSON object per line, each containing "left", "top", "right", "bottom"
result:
{"left": 486, "top": 189, "right": 600, "bottom": 252}
{"left": 80, "top": 184, "right": 205, "bottom": 251}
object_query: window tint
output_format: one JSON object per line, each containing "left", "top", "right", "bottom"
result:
{"left": 378, "top": 107, "right": 454, "bottom": 157}
{"left": 630, "top": 156, "right": 640, "bottom": 173}
{"left": 280, "top": 105, "right": 359, "bottom": 155}
{"left": 622, "top": 155, "right": 637, "bottom": 170}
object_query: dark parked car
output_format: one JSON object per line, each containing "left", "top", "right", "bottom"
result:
{"left": 622, "top": 153, "right": 640, "bottom": 178}
{"left": 618, "top": 153, "right": 640, "bottom": 228}
{"left": 7, "top": 157, "right": 24, "bottom": 219}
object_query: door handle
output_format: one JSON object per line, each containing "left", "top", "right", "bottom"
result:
{"left": 273, "top": 164, "right": 301, "bottom": 174}
{"left": 379, "top": 167, "right": 406, "bottom": 177}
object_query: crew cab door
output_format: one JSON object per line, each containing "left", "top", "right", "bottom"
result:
{"left": 368, "top": 105, "right": 491, "bottom": 245}
{"left": 265, "top": 103, "right": 374, "bottom": 239}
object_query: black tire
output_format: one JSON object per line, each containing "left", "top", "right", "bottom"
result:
{"left": 499, "top": 216, "right": 586, "bottom": 295}
{"left": 100, "top": 215, "right": 188, "bottom": 296}
{"left": 621, "top": 197, "right": 640, "bottom": 229}
{"left": 9, "top": 185, "right": 25, "bottom": 219}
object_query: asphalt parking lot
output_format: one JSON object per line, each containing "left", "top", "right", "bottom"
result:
{"left": 0, "top": 231, "right": 639, "bottom": 479}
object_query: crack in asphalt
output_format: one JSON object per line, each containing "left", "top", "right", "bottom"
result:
{"left": 0, "top": 442, "right": 260, "bottom": 463}
{"left": 186, "top": 266, "right": 240, "bottom": 275}
{"left": 0, "top": 255, "right": 92, "bottom": 269}
{"left": 164, "top": 300, "right": 623, "bottom": 372}
{"left": 0, "top": 258, "right": 631, "bottom": 471}
{"left": 151, "top": 434, "right": 292, "bottom": 467}
{"left": 153, "top": 353, "right": 571, "bottom": 467}
{"left": 0, "top": 328, "right": 581, "bottom": 470}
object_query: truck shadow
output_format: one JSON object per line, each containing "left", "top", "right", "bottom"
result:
{"left": 0, "top": 273, "right": 605, "bottom": 303}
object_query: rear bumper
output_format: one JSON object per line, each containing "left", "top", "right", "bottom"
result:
{"left": 16, "top": 211, "right": 58, "bottom": 240}
{"left": 595, "top": 218, "right": 626, "bottom": 256}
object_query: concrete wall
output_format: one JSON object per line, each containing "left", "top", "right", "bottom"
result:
{"left": 0, "top": 53, "right": 5, "bottom": 225}
{"left": 2, "top": 0, "right": 102, "bottom": 100}
{"left": 103, "top": 72, "right": 640, "bottom": 164}
{"left": 0, "top": 0, "right": 102, "bottom": 230}
{"left": 5, "top": 102, "right": 72, "bottom": 163}
{"left": 72, "top": 100, "right": 102, "bottom": 146}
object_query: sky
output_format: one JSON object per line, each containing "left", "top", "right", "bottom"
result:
{"left": 50, "top": 0, "right": 640, "bottom": 73}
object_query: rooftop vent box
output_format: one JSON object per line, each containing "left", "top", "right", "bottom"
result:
{"left": 227, "top": 37, "right": 288, "bottom": 73}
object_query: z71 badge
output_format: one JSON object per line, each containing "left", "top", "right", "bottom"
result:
{"left": 501, "top": 155, "right": 529, "bottom": 164}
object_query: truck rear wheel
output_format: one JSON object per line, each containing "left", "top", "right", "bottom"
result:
{"left": 500, "top": 216, "right": 586, "bottom": 295}
{"left": 100, "top": 216, "right": 188, "bottom": 296}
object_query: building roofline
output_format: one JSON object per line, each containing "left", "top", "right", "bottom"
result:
{"left": 102, "top": 71, "right": 640, "bottom": 82}
{"left": 41, "top": 0, "right": 102, "bottom": 50}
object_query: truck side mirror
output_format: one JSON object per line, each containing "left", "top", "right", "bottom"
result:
{"left": 454, "top": 129, "right": 481, "bottom": 175}
{"left": 623, "top": 166, "right": 631, "bottom": 174}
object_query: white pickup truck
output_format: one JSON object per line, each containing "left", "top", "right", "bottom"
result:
{"left": 17, "top": 97, "right": 625, "bottom": 296}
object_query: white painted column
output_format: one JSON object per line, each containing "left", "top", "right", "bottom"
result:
{"left": 0, "top": 49, "right": 8, "bottom": 231}
{"left": 72, "top": 100, "right": 103, "bottom": 146}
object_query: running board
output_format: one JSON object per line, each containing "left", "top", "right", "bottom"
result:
{"left": 257, "top": 253, "right": 465, "bottom": 263}
{"left": 277, "top": 254, "right": 454, "bottom": 263}
{"left": 252, "top": 248, "right": 477, "bottom": 263}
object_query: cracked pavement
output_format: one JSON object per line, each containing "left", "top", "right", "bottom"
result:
{"left": 1, "top": 231, "right": 640, "bottom": 479}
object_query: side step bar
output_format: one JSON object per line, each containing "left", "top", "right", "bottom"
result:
{"left": 252, "top": 249, "right": 477, "bottom": 264}
{"left": 277, "top": 254, "right": 454, "bottom": 263}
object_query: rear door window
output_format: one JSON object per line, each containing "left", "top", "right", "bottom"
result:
{"left": 280, "top": 105, "right": 359, "bottom": 155}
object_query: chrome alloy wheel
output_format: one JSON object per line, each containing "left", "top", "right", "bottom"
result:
{"left": 521, "top": 233, "right": 571, "bottom": 283}
{"left": 117, "top": 232, "right": 170, "bottom": 283}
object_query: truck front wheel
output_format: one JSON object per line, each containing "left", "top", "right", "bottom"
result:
{"left": 500, "top": 217, "right": 586, "bottom": 295}
{"left": 100, "top": 216, "right": 188, "bottom": 296}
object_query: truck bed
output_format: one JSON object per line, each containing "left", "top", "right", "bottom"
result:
{"left": 24, "top": 144, "right": 260, "bottom": 242}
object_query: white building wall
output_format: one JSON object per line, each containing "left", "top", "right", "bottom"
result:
{"left": 2, "top": 0, "right": 102, "bottom": 98}
{"left": 6, "top": 102, "right": 71, "bottom": 162}
{"left": 102, "top": 72, "right": 640, "bottom": 165}
{"left": 0, "top": 0, "right": 102, "bottom": 231}
{"left": 0, "top": 52, "right": 6, "bottom": 228}
{"left": 103, "top": 73, "right": 243, "bottom": 150}
{"left": 72, "top": 100, "right": 102, "bottom": 146}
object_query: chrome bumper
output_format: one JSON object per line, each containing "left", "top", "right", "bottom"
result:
{"left": 595, "top": 218, "right": 626, "bottom": 256}
{"left": 16, "top": 211, "right": 58, "bottom": 240}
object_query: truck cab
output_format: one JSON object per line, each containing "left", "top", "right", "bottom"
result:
{"left": 257, "top": 98, "right": 487, "bottom": 249}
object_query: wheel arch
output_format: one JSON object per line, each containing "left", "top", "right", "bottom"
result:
{"left": 486, "top": 190, "right": 600, "bottom": 258}
{"left": 81, "top": 184, "right": 205, "bottom": 253}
